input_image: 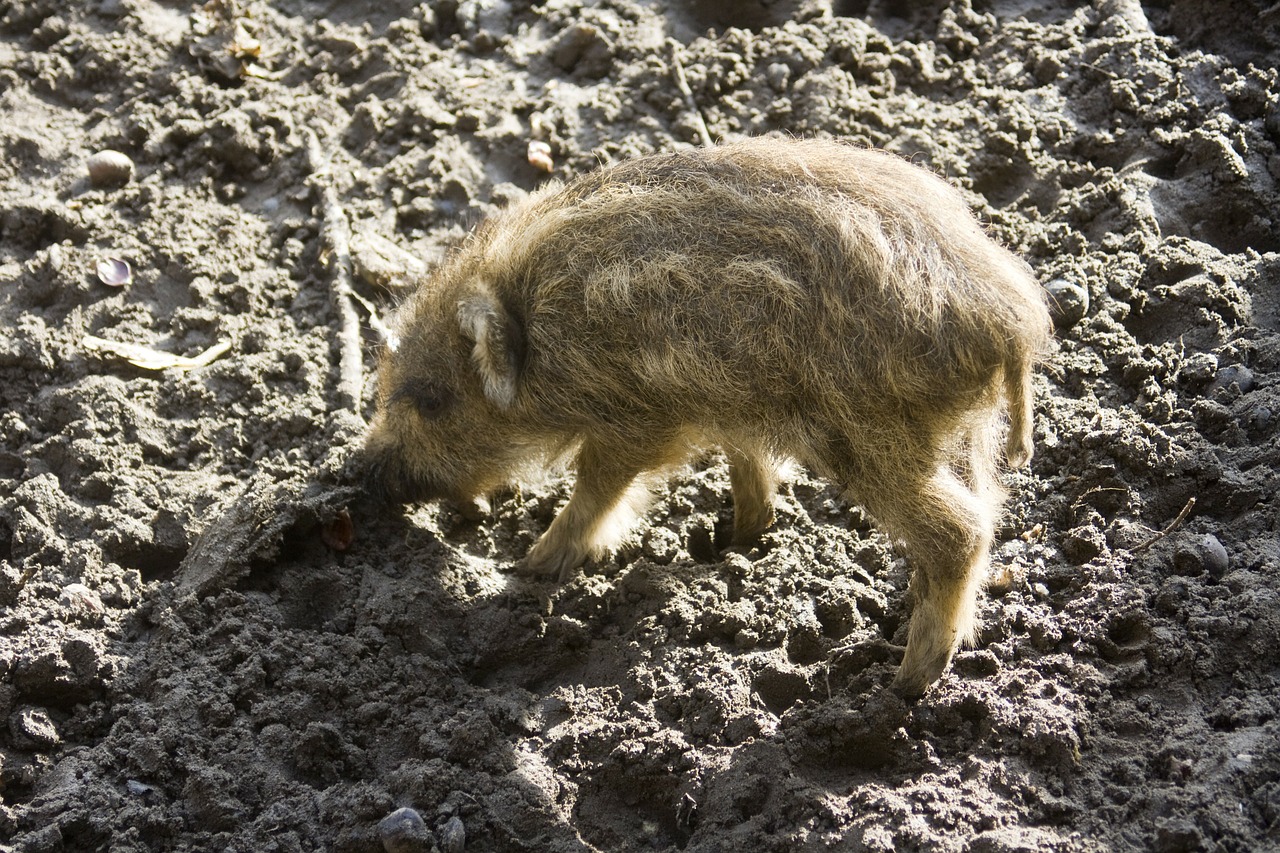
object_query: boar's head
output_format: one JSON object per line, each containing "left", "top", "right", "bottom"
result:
{"left": 361, "top": 270, "right": 537, "bottom": 508}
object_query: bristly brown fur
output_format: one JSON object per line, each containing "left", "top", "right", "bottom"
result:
{"left": 363, "top": 136, "right": 1053, "bottom": 697}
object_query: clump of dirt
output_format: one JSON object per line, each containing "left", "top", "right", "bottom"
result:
{"left": 2, "top": 1, "right": 1278, "bottom": 851}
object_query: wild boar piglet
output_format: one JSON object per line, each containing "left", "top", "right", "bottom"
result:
{"left": 362, "top": 136, "right": 1052, "bottom": 696}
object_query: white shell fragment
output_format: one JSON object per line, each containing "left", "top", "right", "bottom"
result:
{"left": 87, "top": 149, "right": 135, "bottom": 188}
{"left": 526, "top": 140, "right": 554, "bottom": 172}
{"left": 96, "top": 257, "right": 133, "bottom": 287}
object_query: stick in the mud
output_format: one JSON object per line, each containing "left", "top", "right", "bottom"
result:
{"left": 670, "top": 42, "right": 714, "bottom": 148}
{"left": 304, "top": 127, "right": 366, "bottom": 417}
{"left": 1131, "top": 496, "right": 1196, "bottom": 554}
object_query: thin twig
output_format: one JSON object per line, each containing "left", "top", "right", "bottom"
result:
{"left": 1082, "top": 61, "right": 1118, "bottom": 80}
{"left": 348, "top": 289, "right": 395, "bottom": 348}
{"left": 304, "top": 127, "right": 365, "bottom": 418}
{"left": 1131, "top": 497, "right": 1195, "bottom": 554}
{"left": 669, "top": 42, "right": 713, "bottom": 148}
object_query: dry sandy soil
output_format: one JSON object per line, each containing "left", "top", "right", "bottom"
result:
{"left": 2, "top": 1, "right": 1279, "bottom": 851}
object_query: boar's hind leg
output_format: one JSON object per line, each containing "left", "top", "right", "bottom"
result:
{"left": 882, "top": 468, "right": 995, "bottom": 698}
{"left": 727, "top": 447, "right": 778, "bottom": 547}
{"left": 522, "top": 436, "right": 670, "bottom": 582}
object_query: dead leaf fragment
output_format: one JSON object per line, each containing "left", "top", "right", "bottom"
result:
{"left": 321, "top": 508, "right": 355, "bottom": 551}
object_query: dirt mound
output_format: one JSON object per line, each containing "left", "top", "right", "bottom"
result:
{"left": 1, "top": 1, "right": 1277, "bottom": 850}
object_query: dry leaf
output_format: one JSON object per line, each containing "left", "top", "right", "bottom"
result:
{"left": 321, "top": 509, "right": 355, "bottom": 551}
{"left": 83, "top": 335, "right": 231, "bottom": 371}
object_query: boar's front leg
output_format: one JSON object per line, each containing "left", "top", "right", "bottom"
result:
{"left": 880, "top": 469, "right": 995, "bottom": 698}
{"left": 822, "top": 432, "right": 997, "bottom": 698}
{"left": 522, "top": 435, "right": 670, "bottom": 582}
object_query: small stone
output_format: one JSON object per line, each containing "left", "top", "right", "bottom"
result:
{"left": 766, "top": 62, "right": 791, "bottom": 92}
{"left": 378, "top": 807, "right": 433, "bottom": 853}
{"left": 1173, "top": 533, "right": 1229, "bottom": 579}
{"left": 1209, "top": 364, "right": 1255, "bottom": 396}
{"left": 1198, "top": 534, "right": 1229, "bottom": 579}
{"left": 440, "top": 815, "right": 466, "bottom": 853}
{"left": 1248, "top": 405, "right": 1273, "bottom": 432}
{"left": 86, "top": 149, "right": 134, "bottom": 188}
{"left": 59, "top": 583, "right": 105, "bottom": 621}
{"left": 1044, "top": 278, "right": 1089, "bottom": 331}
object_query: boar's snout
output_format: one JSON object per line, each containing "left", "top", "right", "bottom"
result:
{"left": 359, "top": 445, "right": 445, "bottom": 507}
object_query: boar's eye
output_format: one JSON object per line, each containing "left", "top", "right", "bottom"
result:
{"left": 393, "top": 380, "right": 453, "bottom": 420}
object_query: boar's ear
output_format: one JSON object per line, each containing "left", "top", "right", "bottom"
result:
{"left": 457, "top": 284, "right": 524, "bottom": 408}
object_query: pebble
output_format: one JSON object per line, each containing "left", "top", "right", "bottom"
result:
{"left": 1209, "top": 364, "right": 1255, "bottom": 396}
{"left": 766, "top": 62, "right": 791, "bottom": 92}
{"left": 1196, "top": 533, "right": 1230, "bottom": 579}
{"left": 378, "top": 807, "right": 433, "bottom": 853}
{"left": 527, "top": 140, "right": 554, "bottom": 173}
{"left": 1173, "top": 533, "right": 1229, "bottom": 578}
{"left": 440, "top": 816, "right": 466, "bottom": 853}
{"left": 86, "top": 149, "right": 135, "bottom": 188}
{"left": 1247, "top": 405, "right": 1273, "bottom": 433}
{"left": 1044, "top": 278, "right": 1088, "bottom": 330}
{"left": 59, "top": 583, "right": 105, "bottom": 620}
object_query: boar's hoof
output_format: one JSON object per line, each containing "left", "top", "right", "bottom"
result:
{"left": 889, "top": 650, "right": 953, "bottom": 699}
{"left": 889, "top": 672, "right": 928, "bottom": 701}
{"left": 521, "top": 534, "right": 591, "bottom": 583}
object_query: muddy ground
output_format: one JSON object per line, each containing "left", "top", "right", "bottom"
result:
{"left": 1, "top": 0, "right": 1278, "bottom": 850}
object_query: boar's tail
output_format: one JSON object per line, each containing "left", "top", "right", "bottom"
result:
{"left": 1003, "top": 357, "right": 1035, "bottom": 469}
